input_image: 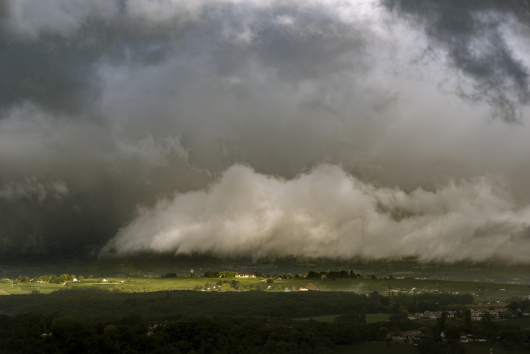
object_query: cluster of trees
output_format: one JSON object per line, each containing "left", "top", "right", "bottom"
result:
{"left": 505, "top": 298, "right": 530, "bottom": 316}
{"left": 203, "top": 271, "right": 235, "bottom": 278}
{"left": 0, "top": 288, "right": 479, "bottom": 324}
{"left": 0, "top": 313, "right": 369, "bottom": 354}
{"left": 335, "top": 310, "right": 367, "bottom": 324}
{"left": 306, "top": 270, "right": 363, "bottom": 280}
{"left": 161, "top": 273, "right": 177, "bottom": 278}
{"left": 414, "top": 309, "right": 530, "bottom": 353}
{"left": 2, "top": 305, "right": 530, "bottom": 354}
{"left": 2, "top": 286, "right": 530, "bottom": 353}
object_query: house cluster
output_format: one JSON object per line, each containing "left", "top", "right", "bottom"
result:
{"left": 146, "top": 321, "right": 174, "bottom": 335}
{"left": 441, "top": 332, "right": 486, "bottom": 343}
{"left": 469, "top": 308, "right": 509, "bottom": 320}
{"left": 386, "top": 331, "right": 431, "bottom": 343}
{"left": 388, "top": 331, "right": 486, "bottom": 343}
{"left": 394, "top": 277, "right": 427, "bottom": 280}
{"left": 407, "top": 311, "right": 457, "bottom": 320}
{"left": 389, "top": 288, "right": 475, "bottom": 296}
{"left": 234, "top": 274, "right": 256, "bottom": 278}
{"left": 406, "top": 308, "right": 516, "bottom": 321}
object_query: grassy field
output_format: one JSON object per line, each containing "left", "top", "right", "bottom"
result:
{"left": 310, "top": 314, "right": 340, "bottom": 322}
{"left": 1, "top": 276, "right": 529, "bottom": 301}
{"left": 494, "top": 317, "right": 530, "bottom": 329}
{"left": 0, "top": 281, "right": 66, "bottom": 294}
{"left": 367, "top": 314, "right": 392, "bottom": 323}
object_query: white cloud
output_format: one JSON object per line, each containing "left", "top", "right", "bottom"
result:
{"left": 104, "top": 164, "right": 530, "bottom": 263}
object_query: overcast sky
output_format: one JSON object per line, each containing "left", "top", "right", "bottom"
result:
{"left": 1, "top": 0, "right": 530, "bottom": 262}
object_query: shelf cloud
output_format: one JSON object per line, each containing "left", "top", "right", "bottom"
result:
{"left": 103, "top": 164, "right": 530, "bottom": 263}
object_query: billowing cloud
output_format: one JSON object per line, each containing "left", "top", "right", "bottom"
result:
{"left": 103, "top": 164, "right": 530, "bottom": 263}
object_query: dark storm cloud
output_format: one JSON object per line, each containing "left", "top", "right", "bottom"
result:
{"left": 382, "top": 0, "right": 530, "bottom": 122}
{"left": 0, "top": 0, "right": 530, "bottom": 262}
{"left": 0, "top": 40, "right": 103, "bottom": 116}
{"left": 0, "top": 0, "right": 371, "bottom": 255}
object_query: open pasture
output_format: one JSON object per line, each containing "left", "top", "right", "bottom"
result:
{"left": 0, "top": 281, "right": 63, "bottom": 294}
{"left": 1, "top": 276, "right": 529, "bottom": 301}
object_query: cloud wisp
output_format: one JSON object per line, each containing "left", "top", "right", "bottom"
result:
{"left": 104, "top": 164, "right": 530, "bottom": 263}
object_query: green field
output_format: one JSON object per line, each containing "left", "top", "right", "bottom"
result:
{"left": 494, "top": 317, "right": 530, "bottom": 329}
{"left": 1, "top": 276, "right": 529, "bottom": 301}
{"left": 311, "top": 314, "right": 341, "bottom": 322}
{"left": 0, "top": 281, "right": 68, "bottom": 294}
{"left": 367, "top": 314, "right": 392, "bottom": 323}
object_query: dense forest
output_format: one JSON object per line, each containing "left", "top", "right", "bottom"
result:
{"left": 0, "top": 290, "right": 475, "bottom": 322}
{"left": 1, "top": 307, "right": 530, "bottom": 353}
{"left": 1, "top": 291, "right": 530, "bottom": 353}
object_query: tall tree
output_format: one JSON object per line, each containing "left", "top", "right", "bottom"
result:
{"left": 436, "top": 311, "right": 447, "bottom": 338}
{"left": 464, "top": 309, "right": 472, "bottom": 331}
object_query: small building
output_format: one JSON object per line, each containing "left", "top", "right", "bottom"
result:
{"left": 146, "top": 321, "right": 173, "bottom": 335}
{"left": 387, "top": 332, "right": 404, "bottom": 342}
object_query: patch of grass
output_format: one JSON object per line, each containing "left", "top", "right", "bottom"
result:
{"left": 314, "top": 314, "right": 341, "bottom": 322}
{"left": 465, "top": 342, "right": 529, "bottom": 354}
{"left": 495, "top": 317, "right": 530, "bottom": 329}
{"left": 367, "top": 314, "right": 391, "bottom": 323}
{"left": 0, "top": 283, "right": 12, "bottom": 290}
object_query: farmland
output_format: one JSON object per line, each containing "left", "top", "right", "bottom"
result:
{"left": 1, "top": 276, "right": 529, "bottom": 302}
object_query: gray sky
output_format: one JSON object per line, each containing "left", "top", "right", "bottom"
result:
{"left": 1, "top": 0, "right": 530, "bottom": 262}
